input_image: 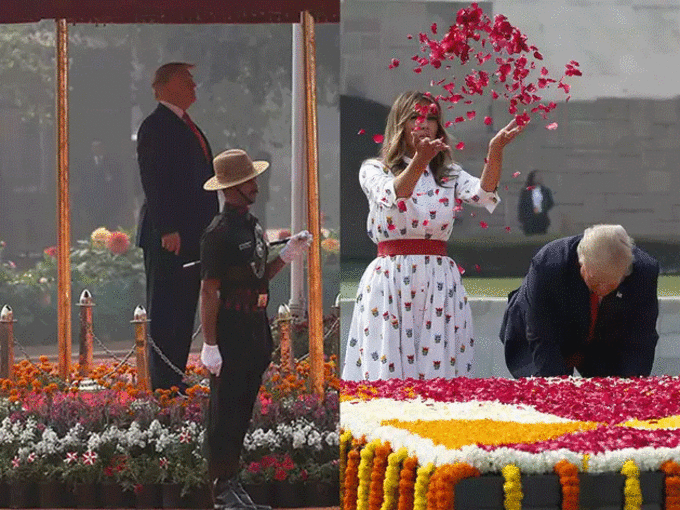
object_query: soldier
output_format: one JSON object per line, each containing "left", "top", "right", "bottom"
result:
{"left": 199, "top": 149, "right": 312, "bottom": 510}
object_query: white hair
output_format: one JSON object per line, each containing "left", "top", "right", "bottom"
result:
{"left": 576, "top": 224, "right": 634, "bottom": 279}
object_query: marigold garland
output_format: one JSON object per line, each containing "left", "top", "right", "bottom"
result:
{"left": 426, "top": 462, "right": 480, "bottom": 510}
{"left": 554, "top": 460, "right": 579, "bottom": 510}
{"left": 343, "top": 447, "right": 361, "bottom": 510}
{"left": 369, "top": 442, "right": 392, "bottom": 510}
{"left": 502, "top": 464, "right": 522, "bottom": 510}
{"left": 621, "top": 460, "right": 642, "bottom": 510}
{"left": 357, "top": 440, "right": 381, "bottom": 510}
{"left": 340, "top": 430, "right": 353, "bottom": 501}
{"left": 662, "top": 460, "right": 680, "bottom": 510}
{"left": 413, "top": 462, "right": 435, "bottom": 510}
{"left": 398, "top": 457, "right": 418, "bottom": 510}
{"left": 381, "top": 447, "right": 409, "bottom": 510}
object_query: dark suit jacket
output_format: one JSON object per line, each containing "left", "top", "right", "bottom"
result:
{"left": 518, "top": 185, "right": 554, "bottom": 235}
{"left": 136, "top": 103, "right": 218, "bottom": 262}
{"left": 500, "top": 235, "right": 659, "bottom": 378}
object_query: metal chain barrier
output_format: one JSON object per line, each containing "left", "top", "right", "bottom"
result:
{"left": 146, "top": 335, "right": 206, "bottom": 387}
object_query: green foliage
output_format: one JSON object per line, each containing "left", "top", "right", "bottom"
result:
{"left": 0, "top": 231, "right": 145, "bottom": 345}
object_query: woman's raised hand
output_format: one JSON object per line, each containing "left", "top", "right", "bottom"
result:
{"left": 490, "top": 118, "right": 526, "bottom": 149}
{"left": 413, "top": 136, "right": 450, "bottom": 165}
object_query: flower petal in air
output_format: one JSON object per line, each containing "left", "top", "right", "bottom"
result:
{"left": 484, "top": 116, "right": 493, "bottom": 125}
{"left": 357, "top": 129, "right": 366, "bottom": 135}
{"left": 455, "top": 142, "right": 465, "bottom": 150}
{"left": 479, "top": 221, "right": 488, "bottom": 229}
{"left": 545, "top": 122, "right": 558, "bottom": 130}
{"left": 373, "top": 134, "right": 384, "bottom": 144}
{"left": 512, "top": 172, "right": 520, "bottom": 178}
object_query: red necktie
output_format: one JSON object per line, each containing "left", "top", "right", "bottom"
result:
{"left": 182, "top": 112, "right": 210, "bottom": 161}
{"left": 587, "top": 292, "right": 599, "bottom": 343}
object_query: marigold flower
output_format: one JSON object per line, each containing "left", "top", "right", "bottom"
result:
{"left": 91, "top": 227, "right": 112, "bottom": 248}
{"left": 106, "top": 231, "right": 130, "bottom": 255}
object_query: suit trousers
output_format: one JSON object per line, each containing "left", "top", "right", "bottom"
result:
{"left": 206, "top": 308, "right": 272, "bottom": 481}
{"left": 142, "top": 231, "right": 201, "bottom": 390}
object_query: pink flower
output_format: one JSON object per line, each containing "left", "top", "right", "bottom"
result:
{"left": 179, "top": 430, "right": 192, "bottom": 444}
{"left": 159, "top": 457, "right": 168, "bottom": 469}
{"left": 11, "top": 456, "right": 20, "bottom": 468}
{"left": 44, "top": 246, "right": 57, "bottom": 258}
{"left": 106, "top": 231, "right": 130, "bottom": 255}
{"left": 82, "top": 451, "right": 98, "bottom": 465}
{"left": 545, "top": 122, "right": 558, "bottom": 130}
{"left": 65, "top": 452, "right": 78, "bottom": 464}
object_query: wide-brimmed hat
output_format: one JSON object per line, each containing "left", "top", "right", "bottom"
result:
{"left": 203, "top": 149, "right": 269, "bottom": 190}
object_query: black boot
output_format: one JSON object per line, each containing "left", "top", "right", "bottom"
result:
{"left": 212, "top": 478, "right": 252, "bottom": 510}
{"left": 231, "top": 479, "right": 272, "bottom": 510}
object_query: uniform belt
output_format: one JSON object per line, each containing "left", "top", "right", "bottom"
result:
{"left": 221, "top": 288, "right": 268, "bottom": 312}
{"left": 377, "top": 239, "right": 447, "bottom": 257}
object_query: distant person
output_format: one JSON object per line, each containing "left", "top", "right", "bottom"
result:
{"left": 73, "top": 139, "right": 124, "bottom": 239}
{"left": 518, "top": 169, "right": 554, "bottom": 235}
{"left": 500, "top": 224, "right": 659, "bottom": 378}
{"left": 341, "top": 90, "right": 525, "bottom": 382}
{"left": 136, "top": 62, "right": 219, "bottom": 391}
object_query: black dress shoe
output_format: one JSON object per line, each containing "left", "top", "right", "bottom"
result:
{"left": 213, "top": 478, "right": 251, "bottom": 510}
{"left": 232, "top": 480, "right": 272, "bottom": 510}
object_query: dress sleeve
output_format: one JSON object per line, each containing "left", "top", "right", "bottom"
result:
{"left": 359, "top": 159, "right": 398, "bottom": 209}
{"left": 453, "top": 166, "right": 501, "bottom": 214}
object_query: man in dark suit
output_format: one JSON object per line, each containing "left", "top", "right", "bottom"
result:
{"left": 136, "top": 62, "right": 219, "bottom": 390}
{"left": 500, "top": 224, "right": 659, "bottom": 378}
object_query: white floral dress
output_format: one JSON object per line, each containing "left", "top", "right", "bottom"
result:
{"left": 341, "top": 157, "right": 500, "bottom": 381}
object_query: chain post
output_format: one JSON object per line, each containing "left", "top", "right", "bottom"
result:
{"left": 131, "top": 305, "right": 151, "bottom": 391}
{"left": 77, "top": 289, "right": 94, "bottom": 377}
{"left": 278, "top": 304, "right": 295, "bottom": 373}
{"left": 0, "top": 305, "right": 15, "bottom": 381}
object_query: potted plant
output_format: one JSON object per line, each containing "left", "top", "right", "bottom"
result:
{"left": 240, "top": 457, "right": 276, "bottom": 507}
{"left": 303, "top": 459, "right": 340, "bottom": 507}
{"left": 6, "top": 451, "right": 44, "bottom": 508}
{"left": 60, "top": 450, "right": 103, "bottom": 508}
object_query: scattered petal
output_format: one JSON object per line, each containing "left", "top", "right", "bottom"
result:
{"left": 479, "top": 221, "right": 488, "bottom": 229}
{"left": 388, "top": 58, "right": 400, "bottom": 69}
{"left": 545, "top": 122, "right": 558, "bottom": 130}
{"left": 455, "top": 142, "right": 465, "bottom": 150}
{"left": 512, "top": 172, "right": 521, "bottom": 178}
{"left": 372, "top": 134, "right": 384, "bottom": 144}
{"left": 406, "top": 34, "right": 413, "bottom": 40}
{"left": 431, "top": 22, "right": 437, "bottom": 34}
{"left": 444, "top": 121, "right": 454, "bottom": 128}
{"left": 484, "top": 116, "right": 493, "bottom": 125}
{"left": 466, "top": 111, "right": 476, "bottom": 120}
{"left": 413, "top": 67, "right": 422, "bottom": 74}
{"left": 357, "top": 128, "right": 366, "bottom": 135}
{"left": 505, "top": 226, "right": 512, "bottom": 232}
{"left": 458, "top": 265, "right": 465, "bottom": 275}
{"left": 474, "top": 264, "right": 481, "bottom": 272}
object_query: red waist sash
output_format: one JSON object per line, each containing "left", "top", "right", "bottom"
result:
{"left": 377, "top": 239, "right": 447, "bottom": 257}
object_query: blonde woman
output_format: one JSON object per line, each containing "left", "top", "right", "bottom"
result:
{"left": 342, "top": 90, "right": 525, "bottom": 381}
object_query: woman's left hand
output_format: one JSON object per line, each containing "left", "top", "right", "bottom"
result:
{"left": 489, "top": 118, "right": 527, "bottom": 149}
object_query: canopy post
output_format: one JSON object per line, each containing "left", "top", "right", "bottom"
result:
{"left": 56, "top": 18, "right": 72, "bottom": 380}
{"left": 301, "top": 10, "right": 324, "bottom": 396}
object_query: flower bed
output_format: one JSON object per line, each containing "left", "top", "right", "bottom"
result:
{"left": 340, "top": 376, "right": 680, "bottom": 510}
{"left": 0, "top": 355, "right": 339, "bottom": 508}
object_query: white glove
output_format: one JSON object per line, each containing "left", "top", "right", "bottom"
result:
{"left": 201, "top": 343, "right": 222, "bottom": 376}
{"left": 280, "top": 230, "right": 313, "bottom": 263}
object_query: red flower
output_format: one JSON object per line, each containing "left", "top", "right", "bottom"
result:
{"left": 274, "top": 468, "right": 287, "bottom": 482}
{"left": 106, "top": 231, "right": 130, "bottom": 255}
{"left": 247, "top": 462, "right": 262, "bottom": 474}
{"left": 44, "top": 246, "right": 58, "bottom": 258}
